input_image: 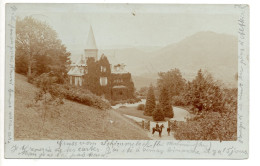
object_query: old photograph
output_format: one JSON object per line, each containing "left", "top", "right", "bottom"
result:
{"left": 4, "top": 3, "right": 249, "bottom": 159}
{"left": 14, "top": 4, "right": 239, "bottom": 140}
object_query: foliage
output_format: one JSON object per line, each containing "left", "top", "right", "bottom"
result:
{"left": 173, "top": 110, "right": 237, "bottom": 141}
{"left": 98, "top": 55, "right": 112, "bottom": 99}
{"left": 159, "top": 87, "right": 174, "bottom": 118}
{"left": 172, "top": 69, "right": 238, "bottom": 141}
{"left": 137, "top": 104, "right": 145, "bottom": 110}
{"left": 84, "top": 57, "right": 100, "bottom": 93}
{"left": 152, "top": 104, "right": 165, "bottom": 121}
{"left": 184, "top": 69, "right": 225, "bottom": 113}
{"left": 84, "top": 56, "right": 112, "bottom": 99}
{"left": 157, "top": 68, "right": 186, "bottom": 98}
{"left": 55, "top": 84, "right": 111, "bottom": 110}
{"left": 34, "top": 73, "right": 64, "bottom": 105}
{"left": 144, "top": 84, "right": 156, "bottom": 116}
{"left": 15, "top": 16, "right": 71, "bottom": 81}
{"left": 137, "top": 87, "right": 149, "bottom": 97}
{"left": 171, "top": 95, "right": 187, "bottom": 106}
{"left": 111, "top": 72, "right": 135, "bottom": 100}
{"left": 83, "top": 56, "right": 135, "bottom": 101}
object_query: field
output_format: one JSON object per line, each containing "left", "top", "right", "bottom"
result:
{"left": 14, "top": 73, "right": 150, "bottom": 140}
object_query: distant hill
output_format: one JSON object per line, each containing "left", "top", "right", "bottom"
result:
{"left": 132, "top": 74, "right": 158, "bottom": 90}
{"left": 102, "top": 31, "right": 238, "bottom": 89}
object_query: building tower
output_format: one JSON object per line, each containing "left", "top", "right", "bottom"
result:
{"left": 84, "top": 25, "right": 98, "bottom": 61}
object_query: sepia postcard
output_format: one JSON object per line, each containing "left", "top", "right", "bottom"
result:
{"left": 4, "top": 3, "right": 249, "bottom": 159}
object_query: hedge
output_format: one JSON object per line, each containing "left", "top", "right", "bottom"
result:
{"left": 54, "top": 84, "right": 111, "bottom": 110}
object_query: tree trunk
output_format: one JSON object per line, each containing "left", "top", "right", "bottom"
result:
{"left": 27, "top": 52, "right": 32, "bottom": 79}
{"left": 28, "top": 61, "right": 32, "bottom": 77}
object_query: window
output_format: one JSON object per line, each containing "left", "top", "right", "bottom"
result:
{"left": 100, "top": 77, "right": 107, "bottom": 86}
{"left": 101, "top": 66, "right": 106, "bottom": 72}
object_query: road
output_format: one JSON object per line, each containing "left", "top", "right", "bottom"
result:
{"left": 124, "top": 106, "right": 190, "bottom": 140}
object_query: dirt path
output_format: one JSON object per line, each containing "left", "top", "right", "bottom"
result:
{"left": 124, "top": 106, "right": 190, "bottom": 140}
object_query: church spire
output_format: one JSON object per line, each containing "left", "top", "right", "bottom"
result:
{"left": 86, "top": 25, "right": 97, "bottom": 50}
{"left": 84, "top": 25, "right": 98, "bottom": 61}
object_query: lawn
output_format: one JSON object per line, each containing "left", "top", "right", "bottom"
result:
{"left": 14, "top": 73, "right": 150, "bottom": 140}
{"left": 115, "top": 106, "right": 171, "bottom": 122}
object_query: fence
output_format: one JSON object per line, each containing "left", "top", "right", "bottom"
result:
{"left": 141, "top": 120, "right": 150, "bottom": 131}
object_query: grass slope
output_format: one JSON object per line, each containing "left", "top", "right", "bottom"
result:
{"left": 14, "top": 73, "right": 150, "bottom": 140}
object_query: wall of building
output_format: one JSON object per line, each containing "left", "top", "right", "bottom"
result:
{"left": 81, "top": 56, "right": 135, "bottom": 101}
{"left": 111, "top": 73, "right": 135, "bottom": 100}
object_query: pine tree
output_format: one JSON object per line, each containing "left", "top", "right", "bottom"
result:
{"left": 152, "top": 104, "right": 165, "bottom": 121}
{"left": 159, "top": 87, "right": 174, "bottom": 118}
{"left": 144, "top": 84, "right": 156, "bottom": 116}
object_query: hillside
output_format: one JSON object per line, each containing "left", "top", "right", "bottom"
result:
{"left": 101, "top": 31, "right": 238, "bottom": 89}
{"left": 14, "top": 73, "right": 150, "bottom": 140}
{"left": 132, "top": 73, "right": 158, "bottom": 90}
{"left": 149, "top": 31, "right": 238, "bottom": 84}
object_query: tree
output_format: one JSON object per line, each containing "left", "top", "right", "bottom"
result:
{"left": 15, "top": 16, "right": 71, "bottom": 81}
{"left": 157, "top": 68, "right": 186, "bottom": 98}
{"left": 34, "top": 73, "right": 64, "bottom": 135}
{"left": 152, "top": 104, "right": 165, "bottom": 121}
{"left": 159, "top": 87, "right": 174, "bottom": 118}
{"left": 138, "top": 86, "right": 148, "bottom": 97}
{"left": 184, "top": 69, "right": 225, "bottom": 113}
{"left": 144, "top": 84, "right": 156, "bottom": 116}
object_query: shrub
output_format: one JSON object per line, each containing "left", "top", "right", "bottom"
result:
{"left": 128, "top": 99, "right": 136, "bottom": 104}
{"left": 54, "top": 84, "right": 111, "bottom": 110}
{"left": 173, "top": 110, "right": 237, "bottom": 141}
{"left": 152, "top": 104, "right": 165, "bottom": 121}
{"left": 137, "top": 104, "right": 145, "bottom": 110}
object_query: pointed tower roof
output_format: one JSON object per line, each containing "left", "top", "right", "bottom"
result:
{"left": 86, "top": 25, "right": 97, "bottom": 50}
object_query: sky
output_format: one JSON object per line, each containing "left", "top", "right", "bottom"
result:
{"left": 14, "top": 4, "right": 239, "bottom": 59}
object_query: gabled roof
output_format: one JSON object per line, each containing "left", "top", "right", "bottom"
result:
{"left": 86, "top": 25, "right": 97, "bottom": 50}
{"left": 75, "top": 55, "right": 87, "bottom": 66}
{"left": 68, "top": 66, "right": 84, "bottom": 76}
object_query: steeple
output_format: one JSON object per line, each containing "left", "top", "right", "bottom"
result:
{"left": 86, "top": 25, "right": 97, "bottom": 50}
{"left": 85, "top": 25, "right": 98, "bottom": 61}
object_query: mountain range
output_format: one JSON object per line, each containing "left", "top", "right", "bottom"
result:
{"left": 100, "top": 31, "right": 238, "bottom": 90}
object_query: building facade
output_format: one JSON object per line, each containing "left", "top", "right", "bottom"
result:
{"left": 67, "top": 26, "right": 135, "bottom": 101}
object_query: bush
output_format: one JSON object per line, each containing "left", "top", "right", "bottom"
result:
{"left": 152, "top": 104, "right": 165, "bottom": 121}
{"left": 173, "top": 110, "right": 237, "bottom": 141}
{"left": 137, "top": 104, "right": 145, "bottom": 110}
{"left": 54, "top": 84, "right": 111, "bottom": 110}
